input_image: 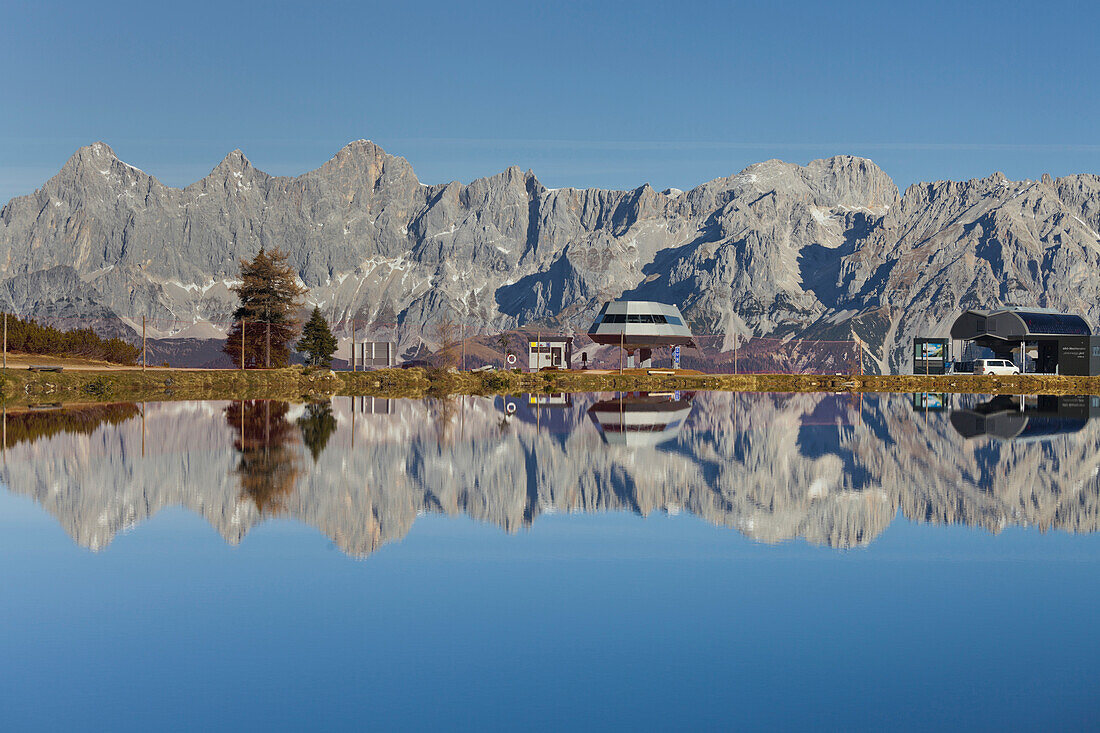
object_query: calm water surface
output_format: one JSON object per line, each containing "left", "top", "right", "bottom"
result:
{"left": 1, "top": 392, "right": 1098, "bottom": 730}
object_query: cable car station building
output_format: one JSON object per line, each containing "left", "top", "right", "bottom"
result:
{"left": 587, "top": 300, "right": 696, "bottom": 368}
{"left": 948, "top": 307, "right": 1100, "bottom": 375}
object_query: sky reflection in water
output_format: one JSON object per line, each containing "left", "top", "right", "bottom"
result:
{"left": 0, "top": 392, "right": 1098, "bottom": 730}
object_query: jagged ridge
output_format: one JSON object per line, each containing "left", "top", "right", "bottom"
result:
{"left": 2, "top": 141, "right": 1099, "bottom": 369}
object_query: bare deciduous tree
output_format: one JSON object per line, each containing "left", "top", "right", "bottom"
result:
{"left": 432, "top": 313, "right": 460, "bottom": 370}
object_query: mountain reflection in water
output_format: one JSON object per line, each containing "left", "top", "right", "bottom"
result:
{"left": 2, "top": 391, "right": 1099, "bottom": 555}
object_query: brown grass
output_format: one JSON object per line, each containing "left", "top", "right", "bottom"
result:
{"left": 2, "top": 365, "right": 1098, "bottom": 406}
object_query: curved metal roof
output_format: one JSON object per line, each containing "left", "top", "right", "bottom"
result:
{"left": 1011, "top": 310, "right": 1090, "bottom": 336}
{"left": 950, "top": 307, "right": 1091, "bottom": 341}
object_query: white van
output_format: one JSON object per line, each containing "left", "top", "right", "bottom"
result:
{"left": 974, "top": 358, "right": 1020, "bottom": 375}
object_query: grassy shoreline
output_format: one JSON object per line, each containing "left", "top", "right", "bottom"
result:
{"left": 3, "top": 365, "right": 1100, "bottom": 405}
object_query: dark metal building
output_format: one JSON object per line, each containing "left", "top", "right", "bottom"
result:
{"left": 948, "top": 307, "right": 1100, "bottom": 375}
{"left": 949, "top": 394, "right": 1100, "bottom": 442}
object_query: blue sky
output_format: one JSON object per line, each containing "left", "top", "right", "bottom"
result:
{"left": 2, "top": 0, "right": 1098, "bottom": 201}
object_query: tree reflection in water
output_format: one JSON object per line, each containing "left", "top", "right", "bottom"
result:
{"left": 427, "top": 395, "right": 458, "bottom": 444}
{"left": 3, "top": 403, "right": 140, "bottom": 449}
{"left": 297, "top": 400, "right": 337, "bottom": 463}
{"left": 225, "top": 400, "right": 301, "bottom": 514}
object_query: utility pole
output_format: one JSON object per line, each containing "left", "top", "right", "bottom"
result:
{"left": 3, "top": 312, "right": 7, "bottom": 370}
{"left": 352, "top": 319, "right": 357, "bottom": 372}
{"left": 241, "top": 320, "right": 246, "bottom": 370}
{"left": 619, "top": 330, "right": 624, "bottom": 375}
{"left": 265, "top": 319, "right": 271, "bottom": 369}
{"left": 142, "top": 315, "right": 147, "bottom": 372}
{"left": 461, "top": 322, "right": 466, "bottom": 371}
{"left": 733, "top": 336, "right": 738, "bottom": 374}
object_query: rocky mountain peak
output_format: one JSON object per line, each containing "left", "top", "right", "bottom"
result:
{"left": 323, "top": 138, "right": 390, "bottom": 168}
{"left": 311, "top": 138, "right": 420, "bottom": 196}
{"left": 208, "top": 148, "right": 259, "bottom": 181}
{"left": 729, "top": 155, "right": 898, "bottom": 214}
{"left": 41, "top": 141, "right": 158, "bottom": 206}
{"left": 800, "top": 155, "right": 899, "bottom": 213}
{"left": 60, "top": 141, "right": 140, "bottom": 180}
{"left": 337, "top": 138, "right": 381, "bottom": 154}
{"left": 74, "top": 141, "right": 117, "bottom": 162}
{"left": 3, "top": 141, "right": 1100, "bottom": 374}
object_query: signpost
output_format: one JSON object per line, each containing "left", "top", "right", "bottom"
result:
{"left": 672, "top": 345, "right": 681, "bottom": 370}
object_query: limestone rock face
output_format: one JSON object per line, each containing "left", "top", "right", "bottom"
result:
{"left": 2, "top": 141, "right": 1099, "bottom": 368}
{"left": 836, "top": 172, "right": 1100, "bottom": 371}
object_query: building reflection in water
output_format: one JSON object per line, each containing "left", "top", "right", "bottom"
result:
{"left": 4, "top": 391, "right": 1100, "bottom": 555}
{"left": 947, "top": 394, "right": 1100, "bottom": 442}
{"left": 498, "top": 393, "right": 575, "bottom": 435}
{"left": 587, "top": 391, "right": 695, "bottom": 447}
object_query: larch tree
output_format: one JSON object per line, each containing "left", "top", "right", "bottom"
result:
{"left": 225, "top": 399, "right": 300, "bottom": 514}
{"left": 496, "top": 332, "right": 511, "bottom": 359}
{"left": 224, "top": 248, "right": 307, "bottom": 368}
{"left": 432, "top": 313, "right": 461, "bottom": 370}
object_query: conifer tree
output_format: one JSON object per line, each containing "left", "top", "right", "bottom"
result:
{"left": 297, "top": 306, "right": 338, "bottom": 368}
{"left": 224, "top": 248, "right": 307, "bottom": 368}
{"left": 297, "top": 400, "right": 337, "bottom": 462}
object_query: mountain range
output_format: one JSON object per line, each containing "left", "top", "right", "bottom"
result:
{"left": 2, "top": 141, "right": 1099, "bottom": 371}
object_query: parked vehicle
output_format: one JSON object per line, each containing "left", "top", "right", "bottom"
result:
{"left": 974, "top": 358, "right": 1020, "bottom": 375}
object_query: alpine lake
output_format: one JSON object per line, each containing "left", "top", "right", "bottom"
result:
{"left": 2, "top": 390, "right": 1098, "bottom": 730}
